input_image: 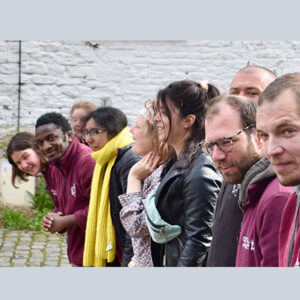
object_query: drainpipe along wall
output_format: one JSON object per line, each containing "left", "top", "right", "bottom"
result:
{"left": 17, "top": 40, "right": 21, "bottom": 132}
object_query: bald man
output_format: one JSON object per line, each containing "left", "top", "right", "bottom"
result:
{"left": 206, "top": 65, "right": 277, "bottom": 267}
{"left": 229, "top": 65, "right": 277, "bottom": 100}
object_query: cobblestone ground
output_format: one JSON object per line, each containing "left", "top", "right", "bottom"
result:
{"left": 0, "top": 229, "right": 71, "bottom": 267}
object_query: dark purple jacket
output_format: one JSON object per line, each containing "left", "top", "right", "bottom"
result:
{"left": 236, "top": 158, "right": 292, "bottom": 267}
{"left": 279, "top": 191, "right": 300, "bottom": 267}
{"left": 44, "top": 137, "right": 95, "bottom": 266}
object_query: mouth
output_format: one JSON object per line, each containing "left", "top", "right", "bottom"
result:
{"left": 272, "top": 162, "right": 291, "bottom": 172}
{"left": 25, "top": 166, "right": 33, "bottom": 173}
{"left": 90, "top": 145, "right": 99, "bottom": 152}
{"left": 45, "top": 149, "right": 56, "bottom": 158}
{"left": 218, "top": 165, "right": 236, "bottom": 174}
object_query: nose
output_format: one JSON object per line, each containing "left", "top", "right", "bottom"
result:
{"left": 40, "top": 140, "right": 52, "bottom": 152}
{"left": 20, "top": 160, "right": 28, "bottom": 171}
{"left": 85, "top": 133, "right": 92, "bottom": 145}
{"left": 265, "top": 136, "right": 284, "bottom": 158}
{"left": 211, "top": 145, "right": 227, "bottom": 163}
{"left": 154, "top": 112, "right": 161, "bottom": 122}
{"left": 130, "top": 126, "right": 134, "bottom": 134}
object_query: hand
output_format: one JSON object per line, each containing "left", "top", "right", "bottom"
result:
{"left": 128, "top": 261, "right": 136, "bottom": 267}
{"left": 42, "top": 211, "right": 63, "bottom": 233}
{"left": 128, "top": 152, "right": 160, "bottom": 181}
{"left": 48, "top": 212, "right": 66, "bottom": 234}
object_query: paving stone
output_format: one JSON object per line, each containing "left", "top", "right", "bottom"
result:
{"left": 0, "top": 230, "right": 69, "bottom": 267}
{"left": 14, "top": 254, "right": 29, "bottom": 259}
{"left": 0, "top": 257, "right": 11, "bottom": 262}
{"left": 44, "top": 262, "right": 58, "bottom": 267}
{"left": 12, "top": 259, "right": 27, "bottom": 264}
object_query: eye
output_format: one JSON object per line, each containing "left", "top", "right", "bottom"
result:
{"left": 282, "top": 128, "right": 295, "bottom": 136}
{"left": 259, "top": 133, "right": 269, "bottom": 142}
{"left": 220, "top": 139, "right": 232, "bottom": 147}
{"left": 48, "top": 135, "right": 56, "bottom": 142}
{"left": 247, "top": 92, "right": 259, "bottom": 97}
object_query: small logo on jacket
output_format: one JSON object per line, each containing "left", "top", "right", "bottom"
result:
{"left": 71, "top": 184, "right": 76, "bottom": 197}
{"left": 242, "top": 236, "right": 255, "bottom": 251}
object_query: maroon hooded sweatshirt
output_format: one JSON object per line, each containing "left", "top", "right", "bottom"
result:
{"left": 279, "top": 190, "right": 300, "bottom": 267}
{"left": 44, "top": 137, "right": 95, "bottom": 266}
{"left": 235, "top": 158, "right": 293, "bottom": 267}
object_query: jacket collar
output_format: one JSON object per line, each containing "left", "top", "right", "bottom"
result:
{"left": 239, "top": 157, "right": 276, "bottom": 208}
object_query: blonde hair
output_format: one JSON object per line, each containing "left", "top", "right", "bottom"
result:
{"left": 143, "top": 99, "right": 171, "bottom": 163}
{"left": 70, "top": 101, "right": 96, "bottom": 116}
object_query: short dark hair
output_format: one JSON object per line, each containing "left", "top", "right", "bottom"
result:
{"left": 258, "top": 73, "right": 300, "bottom": 107}
{"left": 6, "top": 132, "right": 46, "bottom": 188}
{"left": 85, "top": 106, "right": 127, "bottom": 138}
{"left": 35, "top": 112, "right": 72, "bottom": 133}
{"left": 205, "top": 94, "right": 257, "bottom": 134}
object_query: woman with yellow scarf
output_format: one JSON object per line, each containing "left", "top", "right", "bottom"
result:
{"left": 82, "top": 107, "right": 140, "bottom": 267}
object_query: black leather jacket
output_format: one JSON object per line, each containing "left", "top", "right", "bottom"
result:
{"left": 152, "top": 151, "right": 222, "bottom": 267}
{"left": 109, "top": 145, "right": 141, "bottom": 266}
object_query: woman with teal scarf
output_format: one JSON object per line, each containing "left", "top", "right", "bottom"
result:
{"left": 82, "top": 106, "right": 140, "bottom": 267}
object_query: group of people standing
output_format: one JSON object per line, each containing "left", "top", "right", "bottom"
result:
{"left": 5, "top": 65, "right": 300, "bottom": 267}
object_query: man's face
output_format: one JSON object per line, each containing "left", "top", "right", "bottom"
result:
{"left": 36, "top": 123, "right": 72, "bottom": 161}
{"left": 205, "top": 103, "right": 262, "bottom": 184}
{"left": 229, "top": 71, "right": 274, "bottom": 100}
{"left": 257, "top": 89, "right": 300, "bottom": 186}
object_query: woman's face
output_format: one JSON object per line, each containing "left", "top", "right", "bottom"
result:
{"left": 11, "top": 148, "right": 42, "bottom": 176}
{"left": 84, "top": 118, "right": 110, "bottom": 152}
{"left": 130, "top": 114, "right": 154, "bottom": 156}
{"left": 71, "top": 108, "right": 88, "bottom": 141}
{"left": 154, "top": 99, "right": 186, "bottom": 147}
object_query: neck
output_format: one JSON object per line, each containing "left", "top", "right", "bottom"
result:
{"left": 172, "top": 142, "right": 185, "bottom": 159}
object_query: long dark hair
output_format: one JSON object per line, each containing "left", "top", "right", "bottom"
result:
{"left": 6, "top": 132, "right": 46, "bottom": 188}
{"left": 157, "top": 80, "right": 220, "bottom": 168}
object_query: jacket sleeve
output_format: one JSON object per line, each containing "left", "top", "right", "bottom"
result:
{"left": 177, "top": 157, "right": 222, "bottom": 266}
{"left": 73, "top": 155, "right": 95, "bottom": 231}
{"left": 119, "top": 192, "right": 149, "bottom": 238}
{"left": 257, "top": 193, "right": 289, "bottom": 266}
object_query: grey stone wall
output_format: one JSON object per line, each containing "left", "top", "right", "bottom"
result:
{"left": 0, "top": 40, "right": 299, "bottom": 154}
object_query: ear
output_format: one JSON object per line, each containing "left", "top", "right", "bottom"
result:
{"left": 184, "top": 114, "right": 196, "bottom": 129}
{"left": 253, "top": 130, "right": 264, "bottom": 150}
{"left": 66, "top": 131, "right": 74, "bottom": 142}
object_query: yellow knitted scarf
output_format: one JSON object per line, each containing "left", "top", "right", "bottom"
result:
{"left": 83, "top": 127, "right": 134, "bottom": 267}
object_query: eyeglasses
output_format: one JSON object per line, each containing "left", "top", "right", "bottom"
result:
{"left": 82, "top": 128, "right": 106, "bottom": 139}
{"left": 201, "top": 124, "right": 255, "bottom": 155}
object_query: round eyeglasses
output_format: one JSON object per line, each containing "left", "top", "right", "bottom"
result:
{"left": 82, "top": 128, "right": 106, "bottom": 139}
{"left": 201, "top": 124, "right": 255, "bottom": 155}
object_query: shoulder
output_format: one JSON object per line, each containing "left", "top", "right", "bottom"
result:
{"left": 115, "top": 145, "right": 140, "bottom": 168}
{"left": 186, "top": 152, "right": 221, "bottom": 181}
{"left": 259, "top": 178, "right": 293, "bottom": 212}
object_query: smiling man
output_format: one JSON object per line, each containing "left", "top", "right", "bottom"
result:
{"left": 204, "top": 95, "right": 292, "bottom": 266}
{"left": 35, "top": 112, "right": 95, "bottom": 266}
{"left": 257, "top": 73, "right": 300, "bottom": 267}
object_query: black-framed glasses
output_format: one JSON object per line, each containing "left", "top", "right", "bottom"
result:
{"left": 82, "top": 128, "right": 106, "bottom": 139}
{"left": 201, "top": 124, "right": 255, "bottom": 155}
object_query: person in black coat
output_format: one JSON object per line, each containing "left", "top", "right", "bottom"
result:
{"left": 151, "top": 80, "right": 222, "bottom": 266}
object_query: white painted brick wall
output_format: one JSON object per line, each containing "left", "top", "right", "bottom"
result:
{"left": 0, "top": 40, "right": 299, "bottom": 154}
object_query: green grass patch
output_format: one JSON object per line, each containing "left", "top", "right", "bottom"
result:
{"left": 0, "top": 182, "right": 54, "bottom": 231}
